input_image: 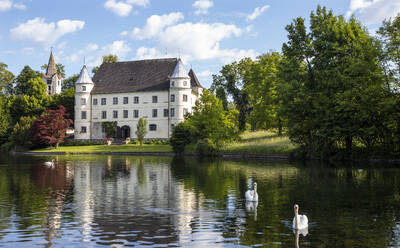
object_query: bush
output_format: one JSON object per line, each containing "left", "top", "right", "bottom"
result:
{"left": 196, "top": 138, "right": 218, "bottom": 157}
{"left": 144, "top": 140, "right": 152, "bottom": 144}
{"left": 170, "top": 122, "right": 195, "bottom": 154}
{"left": 130, "top": 140, "right": 138, "bottom": 145}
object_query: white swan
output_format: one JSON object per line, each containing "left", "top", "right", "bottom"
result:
{"left": 44, "top": 159, "right": 55, "bottom": 167}
{"left": 292, "top": 204, "right": 308, "bottom": 230}
{"left": 245, "top": 182, "right": 258, "bottom": 202}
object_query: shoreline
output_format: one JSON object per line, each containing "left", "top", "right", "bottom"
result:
{"left": 13, "top": 151, "right": 290, "bottom": 161}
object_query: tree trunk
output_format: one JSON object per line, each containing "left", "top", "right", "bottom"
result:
{"left": 345, "top": 136, "right": 352, "bottom": 156}
{"left": 278, "top": 118, "right": 282, "bottom": 137}
{"left": 55, "top": 142, "right": 59, "bottom": 149}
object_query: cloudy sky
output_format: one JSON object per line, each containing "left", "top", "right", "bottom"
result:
{"left": 1, "top": 0, "right": 399, "bottom": 88}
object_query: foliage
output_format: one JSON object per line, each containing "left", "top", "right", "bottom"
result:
{"left": 62, "top": 74, "right": 79, "bottom": 90}
{"left": 196, "top": 138, "right": 218, "bottom": 156}
{"left": 211, "top": 59, "right": 252, "bottom": 130}
{"left": 0, "top": 62, "right": 14, "bottom": 95}
{"left": 9, "top": 116, "right": 36, "bottom": 149}
{"left": 41, "top": 63, "right": 65, "bottom": 78}
{"left": 31, "top": 105, "right": 73, "bottom": 149}
{"left": 7, "top": 94, "right": 50, "bottom": 125}
{"left": 14, "top": 66, "right": 41, "bottom": 95}
{"left": 170, "top": 121, "right": 195, "bottom": 154}
{"left": 136, "top": 118, "right": 147, "bottom": 146}
{"left": 101, "top": 121, "right": 117, "bottom": 139}
{"left": 50, "top": 87, "right": 75, "bottom": 118}
{"left": 92, "top": 54, "right": 118, "bottom": 74}
{"left": 242, "top": 52, "right": 285, "bottom": 133}
{"left": 280, "top": 6, "right": 387, "bottom": 158}
{"left": 0, "top": 96, "right": 11, "bottom": 144}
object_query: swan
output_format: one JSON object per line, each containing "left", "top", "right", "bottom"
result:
{"left": 245, "top": 182, "right": 258, "bottom": 202}
{"left": 292, "top": 204, "right": 308, "bottom": 230}
{"left": 44, "top": 159, "right": 55, "bottom": 167}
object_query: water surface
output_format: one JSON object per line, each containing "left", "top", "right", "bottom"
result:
{"left": 0, "top": 155, "right": 399, "bottom": 247}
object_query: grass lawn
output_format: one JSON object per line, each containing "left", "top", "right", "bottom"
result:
{"left": 221, "top": 130, "right": 297, "bottom": 156}
{"left": 32, "top": 144, "right": 173, "bottom": 153}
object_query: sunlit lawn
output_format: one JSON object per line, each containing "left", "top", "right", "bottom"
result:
{"left": 32, "top": 144, "right": 173, "bottom": 153}
{"left": 222, "top": 130, "right": 297, "bottom": 155}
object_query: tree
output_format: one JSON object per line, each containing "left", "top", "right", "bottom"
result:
{"left": 102, "top": 121, "right": 117, "bottom": 139}
{"left": 211, "top": 59, "right": 251, "bottom": 130}
{"left": 31, "top": 105, "right": 73, "bottom": 149}
{"left": 281, "top": 6, "right": 386, "bottom": 158}
{"left": 170, "top": 121, "right": 195, "bottom": 154}
{"left": 8, "top": 94, "right": 50, "bottom": 125}
{"left": 243, "top": 52, "right": 284, "bottom": 133}
{"left": 9, "top": 116, "right": 36, "bottom": 149}
{"left": 0, "top": 96, "right": 11, "bottom": 144}
{"left": 50, "top": 87, "right": 75, "bottom": 119}
{"left": 92, "top": 54, "right": 118, "bottom": 74}
{"left": 41, "top": 63, "right": 65, "bottom": 78}
{"left": 62, "top": 74, "right": 79, "bottom": 90}
{"left": 14, "top": 66, "right": 41, "bottom": 95}
{"left": 136, "top": 118, "right": 147, "bottom": 146}
{"left": 0, "top": 62, "right": 14, "bottom": 95}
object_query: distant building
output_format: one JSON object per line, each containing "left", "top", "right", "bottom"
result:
{"left": 42, "top": 51, "right": 62, "bottom": 95}
{"left": 74, "top": 58, "right": 203, "bottom": 140}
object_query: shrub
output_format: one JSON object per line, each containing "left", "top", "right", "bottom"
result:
{"left": 170, "top": 122, "right": 196, "bottom": 154}
{"left": 196, "top": 138, "right": 218, "bottom": 157}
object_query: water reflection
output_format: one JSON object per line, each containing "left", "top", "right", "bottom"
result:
{"left": 0, "top": 155, "right": 400, "bottom": 247}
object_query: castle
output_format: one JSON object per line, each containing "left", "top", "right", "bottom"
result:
{"left": 74, "top": 58, "right": 203, "bottom": 140}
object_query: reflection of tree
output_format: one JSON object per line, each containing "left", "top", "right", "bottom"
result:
{"left": 136, "top": 158, "right": 146, "bottom": 186}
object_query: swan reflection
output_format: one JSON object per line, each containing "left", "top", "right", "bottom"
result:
{"left": 245, "top": 200, "right": 258, "bottom": 221}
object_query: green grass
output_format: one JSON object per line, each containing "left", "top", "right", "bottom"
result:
{"left": 31, "top": 144, "right": 173, "bottom": 153}
{"left": 221, "top": 130, "right": 297, "bottom": 156}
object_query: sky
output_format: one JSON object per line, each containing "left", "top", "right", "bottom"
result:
{"left": 0, "top": 0, "right": 399, "bottom": 88}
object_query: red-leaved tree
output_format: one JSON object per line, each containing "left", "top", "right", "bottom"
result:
{"left": 31, "top": 105, "right": 73, "bottom": 149}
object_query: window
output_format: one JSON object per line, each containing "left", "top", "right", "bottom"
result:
{"left": 134, "top": 110, "right": 139, "bottom": 118}
{"left": 123, "top": 110, "right": 128, "bottom": 118}
{"left": 164, "top": 109, "right": 169, "bottom": 117}
{"left": 183, "top": 108, "right": 188, "bottom": 116}
{"left": 170, "top": 108, "right": 175, "bottom": 117}
{"left": 48, "top": 86, "right": 51, "bottom": 92}
{"left": 152, "top": 95, "right": 158, "bottom": 103}
{"left": 171, "top": 94, "right": 175, "bottom": 102}
{"left": 102, "top": 127, "right": 105, "bottom": 133}
{"left": 123, "top": 97, "right": 128, "bottom": 104}
{"left": 102, "top": 111, "right": 107, "bottom": 119}
{"left": 82, "top": 86, "right": 86, "bottom": 91}
{"left": 183, "top": 81, "right": 187, "bottom": 86}
{"left": 183, "top": 94, "right": 188, "bottom": 102}
{"left": 113, "top": 97, "right": 118, "bottom": 105}
{"left": 149, "top": 124, "right": 157, "bottom": 131}
{"left": 81, "top": 126, "right": 87, "bottom": 133}
{"left": 101, "top": 98, "right": 106, "bottom": 105}
{"left": 134, "top": 96, "right": 139, "bottom": 104}
{"left": 93, "top": 98, "right": 98, "bottom": 105}
{"left": 81, "top": 111, "right": 87, "bottom": 119}
{"left": 81, "top": 98, "right": 86, "bottom": 105}
{"left": 171, "top": 81, "right": 175, "bottom": 87}
{"left": 152, "top": 109, "right": 157, "bottom": 117}
{"left": 113, "top": 110, "right": 118, "bottom": 119}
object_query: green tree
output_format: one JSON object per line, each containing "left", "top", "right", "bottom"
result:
{"left": 9, "top": 116, "right": 36, "bottom": 149}
{"left": 243, "top": 52, "right": 284, "bottom": 134}
{"left": 102, "top": 121, "right": 117, "bottom": 139}
{"left": 62, "top": 74, "right": 79, "bottom": 90}
{"left": 211, "top": 59, "right": 252, "bottom": 130}
{"left": 14, "top": 66, "right": 41, "bottom": 95}
{"left": 136, "top": 118, "right": 147, "bottom": 146}
{"left": 0, "top": 63, "right": 14, "bottom": 95}
{"left": 50, "top": 87, "right": 75, "bottom": 118}
{"left": 281, "top": 6, "right": 386, "bottom": 158}
{"left": 8, "top": 94, "right": 50, "bottom": 125}
{"left": 92, "top": 54, "right": 118, "bottom": 74}
{"left": 170, "top": 121, "right": 195, "bottom": 154}
{"left": 41, "top": 63, "right": 66, "bottom": 78}
{"left": 0, "top": 96, "right": 11, "bottom": 144}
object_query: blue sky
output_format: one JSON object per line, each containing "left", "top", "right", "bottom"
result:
{"left": 1, "top": 0, "right": 399, "bottom": 88}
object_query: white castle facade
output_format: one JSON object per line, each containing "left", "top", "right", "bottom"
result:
{"left": 74, "top": 58, "right": 203, "bottom": 140}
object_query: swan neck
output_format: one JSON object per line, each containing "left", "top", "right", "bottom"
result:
{"left": 295, "top": 211, "right": 299, "bottom": 229}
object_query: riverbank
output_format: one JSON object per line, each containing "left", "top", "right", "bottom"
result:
{"left": 28, "top": 131, "right": 294, "bottom": 159}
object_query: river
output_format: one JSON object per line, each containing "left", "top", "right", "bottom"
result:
{"left": 0, "top": 154, "right": 399, "bottom": 247}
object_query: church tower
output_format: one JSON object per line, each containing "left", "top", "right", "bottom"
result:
{"left": 42, "top": 51, "right": 62, "bottom": 95}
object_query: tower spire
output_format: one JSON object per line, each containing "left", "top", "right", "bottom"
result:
{"left": 46, "top": 50, "right": 57, "bottom": 77}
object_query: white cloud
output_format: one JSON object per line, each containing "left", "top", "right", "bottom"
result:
{"left": 193, "top": 0, "right": 213, "bottom": 15}
{"left": 0, "top": 0, "right": 25, "bottom": 11}
{"left": 347, "top": 0, "right": 400, "bottom": 24}
{"left": 104, "top": 0, "right": 132, "bottom": 17}
{"left": 197, "top": 70, "right": 212, "bottom": 77}
{"left": 86, "top": 40, "right": 131, "bottom": 66}
{"left": 131, "top": 12, "right": 184, "bottom": 39}
{"left": 126, "top": 0, "right": 149, "bottom": 7}
{"left": 130, "top": 13, "right": 257, "bottom": 63}
{"left": 68, "top": 43, "right": 99, "bottom": 63}
{"left": 10, "top": 18, "right": 85, "bottom": 46}
{"left": 246, "top": 5, "right": 270, "bottom": 21}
